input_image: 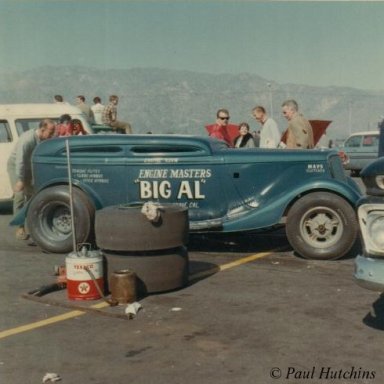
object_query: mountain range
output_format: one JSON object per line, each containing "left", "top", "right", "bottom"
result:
{"left": 0, "top": 66, "right": 383, "bottom": 142}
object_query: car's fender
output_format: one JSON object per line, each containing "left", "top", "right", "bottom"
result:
{"left": 9, "top": 178, "right": 102, "bottom": 227}
{"left": 221, "top": 178, "right": 361, "bottom": 232}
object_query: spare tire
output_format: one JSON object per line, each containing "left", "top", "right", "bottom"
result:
{"left": 104, "top": 247, "right": 189, "bottom": 294}
{"left": 95, "top": 204, "right": 188, "bottom": 251}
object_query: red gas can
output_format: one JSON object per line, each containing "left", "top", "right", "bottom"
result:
{"left": 65, "top": 247, "right": 104, "bottom": 300}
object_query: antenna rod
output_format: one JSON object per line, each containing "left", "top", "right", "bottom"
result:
{"left": 65, "top": 139, "right": 77, "bottom": 253}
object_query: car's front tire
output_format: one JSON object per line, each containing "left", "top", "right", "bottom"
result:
{"left": 26, "top": 185, "right": 94, "bottom": 253}
{"left": 286, "top": 192, "right": 357, "bottom": 260}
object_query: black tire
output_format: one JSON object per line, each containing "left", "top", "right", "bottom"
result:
{"left": 104, "top": 247, "right": 189, "bottom": 294}
{"left": 286, "top": 192, "right": 357, "bottom": 260}
{"left": 26, "top": 186, "right": 94, "bottom": 253}
{"left": 95, "top": 204, "right": 188, "bottom": 251}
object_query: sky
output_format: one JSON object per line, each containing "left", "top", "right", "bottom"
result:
{"left": 1, "top": 1, "right": 384, "bottom": 91}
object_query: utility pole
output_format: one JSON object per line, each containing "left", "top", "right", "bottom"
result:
{"left": 348, "top": 101, "right": 352, "bottom": 136}
{"left": 267, "top": 83, "right": 273, "bottom": 118}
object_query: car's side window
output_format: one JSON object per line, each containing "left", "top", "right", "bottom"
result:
{"left": 130, "top": 145, "right": 209, "bottom": 157}
{"left": 345, "top": 136, "right": 361, "bottom": 148}
{"left": 0, "top": 120, "right": 12, "bottom": 143}
{"left": 362, "top": 135, "right": 379, "bottom": 147}
{"left": 60, "top": 145, "right": 125, "bottom": 158}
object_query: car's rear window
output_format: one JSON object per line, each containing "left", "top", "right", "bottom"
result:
{"left": 130, "top": 145, "right": 208, "bottom": 156}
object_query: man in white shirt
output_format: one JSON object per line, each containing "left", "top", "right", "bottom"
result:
{"left": 75, "top": 95, "right": 94, "bottom": 124}
{"left": 91, "top": 96, "right": 105, "bottom": 125}
{"left": 252, "top": 105, "right": 281, "bottom": 148}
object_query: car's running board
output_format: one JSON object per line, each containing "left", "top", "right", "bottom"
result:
{"left": 189, "top": 218, "right": 224, "bottom": 230}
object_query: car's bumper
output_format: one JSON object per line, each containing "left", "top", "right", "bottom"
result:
{"left": 354, "top": 254, "right": 384, "bottom": 291}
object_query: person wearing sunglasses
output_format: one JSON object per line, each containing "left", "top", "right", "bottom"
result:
{"left": 207, "top": 108, "right": 233, "bottom": 146}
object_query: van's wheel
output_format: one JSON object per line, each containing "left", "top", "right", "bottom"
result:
{"left": 104, "top": 247, "right": 189, "bottom": 294}
{"left": 95, "top": 204, "right": 188, "bottom": 252}
{"left": 26, "top": 186, "right": 94, "bottom": 253}
{"left": 286, "top": 192, "right": 357, "bottom": 260}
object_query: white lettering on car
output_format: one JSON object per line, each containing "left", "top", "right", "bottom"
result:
{"left": 177, "top": 181, "right": 205, "bottom": 199}
{"left": 136, "top": 168, "right": 211, "bottom": 201}
{"left": 72, "top": 168, "right": 110, "bottom": 184}
{"left": 139, "top": 180, "right": 171, "bottom": 199}
{"left": 306, "top": 164, "right": 325, "bottom": 173}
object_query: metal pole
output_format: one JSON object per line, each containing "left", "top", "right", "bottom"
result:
{"left": 348, "top": 101, "right": 352, "bottom": 136}
{"left": 65, "top": 139, "right": 77, "bottom": 253}
{"left": 267, "top": 83, "right": 273, "bottom": 118}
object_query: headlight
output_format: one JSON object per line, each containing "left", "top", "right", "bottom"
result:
{"left": 376, "top": 175, "right": 384, "bottom": 190}
{"left": 359, "top": 204, "right": 384, "bottom": 256}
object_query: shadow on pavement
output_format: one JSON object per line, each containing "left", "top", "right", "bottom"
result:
{"left": 188, "top": 228, "right": 292, "bottom": 254}
{"left": 363, "top": 294, "right": 384, "bottom": 331}
{"left": 0, "top": 203, "right": 12, "bottom": 215}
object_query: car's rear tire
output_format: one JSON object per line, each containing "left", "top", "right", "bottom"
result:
{"left": 286, "top": 192, "right": 357, "bottom": 260}
{"left": 95, "top": 204, "right": 189, "bottom": 251}
{"left": 26, "top": 185, "right": 94, "bottom": 253}
{"left": 104, "top": 247, "right": 189, "bottom": 294}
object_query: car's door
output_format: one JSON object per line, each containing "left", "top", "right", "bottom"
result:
{"left": 125, "top": 142, "right": 228, "bottom": 223}
{"left": 46, "top": 142, "right": 128, "bottom": 207}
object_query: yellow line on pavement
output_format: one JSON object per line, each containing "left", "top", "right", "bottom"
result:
{"left": 0, "top": 251, "right": 272, "bottom": 340}
{"left": 219, "top": 251, "right": 272, "bottom": 271}
{"left": 0, "top": 302, "right": 108, "bottom": 340}
{"left": 189, "top": 251, "right": 273, "bottom": 281}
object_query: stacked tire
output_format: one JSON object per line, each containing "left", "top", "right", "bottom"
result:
{"left": 95, "top": 204, "right": 189, "bottom": 294}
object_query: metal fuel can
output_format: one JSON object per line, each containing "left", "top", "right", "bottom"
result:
{"left": 65, "top": 247, "right": 104, "bottom": 300}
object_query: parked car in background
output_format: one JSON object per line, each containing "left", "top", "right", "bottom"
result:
{"left": 0, "top": 103, "right": 95, "bottom": 204}
{"left": 354, "top": 157, "right": 384, "bottom": 291}
{"left": 12, "top": 134, "right": 362, "bottom": 259}
{"left": 340, "top": 131, "right": 379, "bottom": 176}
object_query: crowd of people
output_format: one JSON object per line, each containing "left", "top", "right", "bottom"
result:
{"left": 53, "top": 94, "right": 314, "bottom": 150}
{"left": 8, "top": 96, "right": 313, "bottom": 241}
{"left": 207, "top": 99, "right": 314, "bottom": 150}
{"left": 54, "top": 94, "right": 132, "bottom": 134}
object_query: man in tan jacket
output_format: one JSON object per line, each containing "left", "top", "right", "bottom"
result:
{"left": 281, "top": 99, "right": 314, "bottom": 149}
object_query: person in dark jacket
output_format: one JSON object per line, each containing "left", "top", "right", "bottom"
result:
{"left": 234, "top": 122, "right": 256, "bottom": 148}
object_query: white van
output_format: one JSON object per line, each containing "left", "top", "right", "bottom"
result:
{"left": 0, "top": 103, "right": 93, "bottom": 203}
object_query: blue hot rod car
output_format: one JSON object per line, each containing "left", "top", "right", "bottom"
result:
{"left": 17, "top": 134, "right": 362, "bottom": 258}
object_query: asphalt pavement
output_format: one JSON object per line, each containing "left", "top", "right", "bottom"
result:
{"left": 1, "top": 190, "right": 384, "bottom": 384}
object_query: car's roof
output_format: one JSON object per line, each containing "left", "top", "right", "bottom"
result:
{"left": 0, "top": 103, "right": 84, "bottom": 116}
{"left": 347, "top": 130, "right": 379, "bottom": 137}
{"left": 34, "top": 133, "right": 337, "bottom": 164}
{"left": 46, "top": 133, "right": 220, "bottom": 147}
